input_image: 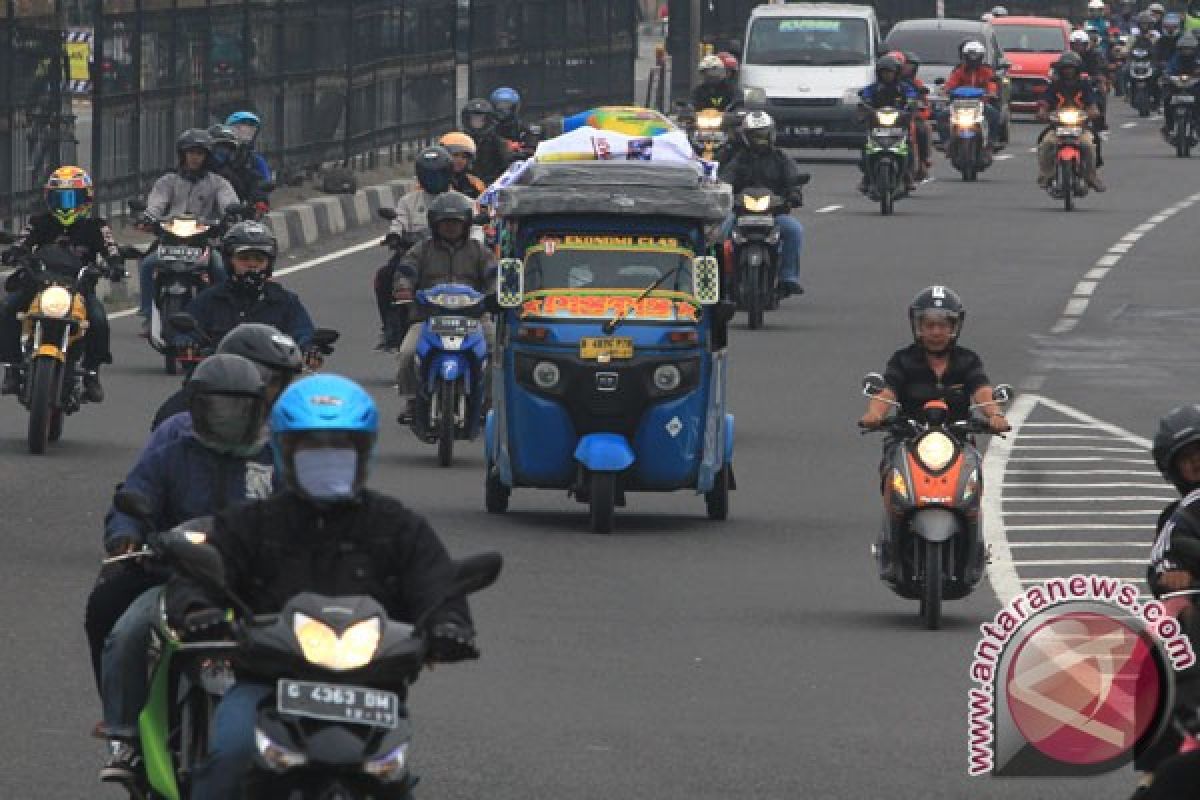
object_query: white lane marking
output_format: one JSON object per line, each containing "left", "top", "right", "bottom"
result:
{"left": 108, "top": 236, "right": 381, "bottom": 320}
{"left": 1012, "top": 558, "right": 1148, "bottom": 565}
{"left": 1095, "top": 254, "right": 1121, "bottom": 267}
{"left": 815, "top": 205, "right": 842, "bottom": 213}
{"left": 1148, "top": 214, "right": 1169, "bottom": 224}
{"left": 1084, "top": 267, "right": 1110, "bottom": 280}
{"left": 1004, "top": 470, "right": 1161, "bottom": 475}
{"left": 1108, "top": 242, "right": 1133, "bottom": 253}
{"left": 1021, "top": 422, "right": 1111, "bottom": 428}
{"left": 1007, "top": 541, "right": 1150, "bottom": 546}
{"left": 1034, "top": 395, "right": 1152, "bottom": 448}
{"left": 982, "top": 394, "right": 1032, "bottom": 603}
{"left": 1072, "top": 281, "right": 1098, "bottom": 297}
{"left": 1003, "top": 482, "right": 1171, "bottom": 489}
{"left": 1004, "top": 496, "right": 1174, "bottom": 502}
{"left": 1015, "top": 433, "right": 1132, "bottom": 440}
{"left": 1122, "top": 122, "right": 1137, "bottom": 129}
{"left": 995, "top": 154, "right": 1014, "bottom": 160}
{"left": 1050, "top": 319, "right": 1079, "bottom": 335}
{"left": 1004, "top": 510, "right": 1159, "bottom": 516}
{"left": 1063, "top": 297, "right": 1090, "bottom": 316}
{"left": 1008, "top": 457, "right": 1154, "bottom": 463}
{"left": 1133, "top": 222, "right": 1157, "bottom": 233}
{"left": 1005, "top": 524, "right": 1152, "bottom": 531}
{"left": 1019, "top": 578, "right": 1147, "bottom": 585}
{"left": 1121, "top": 232, "right": 1144, "bottom": 243}
{"left": 1027, "top": 146, "right": 1038, "bottom": 152}
{"left": 1010, "top": 445, "right": 1146, "bottom": 452}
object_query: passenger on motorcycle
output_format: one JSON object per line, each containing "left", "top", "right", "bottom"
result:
{"left": 1085, "top": 0, "right": 1115, "bottom": 57}
{"left": 938, "top": 41, "right": 1005, "bottom": 149}
{"left": 440, "top": 131, "right": 488, "bottom": 198}
{"left": 136, "top": 128, "right": 240, "bottom": 333}
{"left": 393, "top": 191, "right": 496, "bottom": 421}
{"left": 0, "top": 166, "right": 122, "bottom": 402}
{"left": 88, "top": 354, "right": 275, "bottom": 786}
{"left": 717, "top": 51, "right": 741, "bottom": 86}
{"left": 165, "top": 373, "right": 479, "bottom": 800}
{"left": 1036, "top": 52, "right": 1107, "bottom": 192}
{"left": 373, "top": 145, "right": 458, "bottom": 350}
{"left": 461, "top": 97, "right": 513, "bottom": 184}
{"left": 718, "top": 112, "right": 805, "bottom": 297}
{"left": 897, "top": 50, "right": 935, "bottom": 179}
{"left": 208, "top": 123, "right": 269, "bottom": 218}
{"left": 1162, "top": 33, "right": 1200, "bottom": 140}
{"left": 182, "top": 221, "right": 315, "bottom": 349}
{"left": 224, "top": 110, "right": 271, "bottom": 183}
{"left": 859, "top": 54, "right": 921, "bottom": 191}
{"left": 692, "top": 54, "right": 744, "bottom": 112}
{"left": 1073, "top": 29, "right": 1111, "bottom": 130}
{"left": 490, "top": 86, "right": 527, "bottom": 143}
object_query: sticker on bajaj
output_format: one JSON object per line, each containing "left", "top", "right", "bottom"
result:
{"left": 520, "top": 291, "right": 699, "bottom": 322}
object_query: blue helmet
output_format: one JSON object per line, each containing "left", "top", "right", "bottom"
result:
{"left": 225, "top": 110, "right": 261, "bottom": 127}
{"left": 271, "top": 374, "right": 379, "bottom": 502}
{"left": 225, "top": 111, "right": 262, "bottom": 146}
{"left": 489, "top": 87, "right": 521, "bottom": 118}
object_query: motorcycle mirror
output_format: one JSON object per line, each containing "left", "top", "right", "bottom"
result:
{"left": 497, "top": 258, "right": 525, "bottom": 308}
{"left": 862, "top": 372, "right": 886, "bottom": 396}
{"left": 168, "top": 312, "right": 199, "bottom": 334}
{"left": 310, "top": 328, "right": 340, "bottom": 348}
{"left": 992, "top": 383, "right": 1013, "bottom": 404}
{"left": 448, "top": 551, "right": 504, "bottom": 597}
{"left": 795, "top": 173, "right": 812, "bottom": 186}
{"left": 113, "top": 490, "right": 155, "bottom": 523}
{"left": 128, "top": 199, "right": 148, "bottom": 213}
{"left": 159, "top": 529, "right": 226, "bottom": 592}
{"left": 378, "top": 208, "right": 397, "bottom": 221}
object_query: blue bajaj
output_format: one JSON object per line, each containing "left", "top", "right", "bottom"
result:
{"left": 405, "top": 283, "right": 488, "bottom": 466}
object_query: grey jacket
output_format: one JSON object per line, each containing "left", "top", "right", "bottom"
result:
{"left": 146, "top": 170, "right": 240, "bottom": 222}
{"left": 387, "top": 188, "right": 484, "bottom": 243}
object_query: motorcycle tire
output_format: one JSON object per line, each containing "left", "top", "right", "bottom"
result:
{"left": 485, "top": 464, "right": 510, "bottom": 514}
{"left": 589, "top": 472, "right": 616, "bottom": 534}
{"left": 878, "top": 163, "right": 894, "bottom": 216}
{"left": 48, "top": 407, "right": 64, "bottom": 443}
{"left": 1058, "top": 159, "right": 1074, "bottom": 212}
{"left": 963, "top": 138, "right": 977, "bottom": 182}
{"left": 1177, "top": 118, "right": 1191, "bottom": 158}
{"left": 27, "top": 355, "right": 60, "bottom": 455}
{"left": 159, "top": 294, "right": 187, "bottom": 375}
{"left": 436, "top": 379, "right": 457, "bottom": 467}
{"left": 746, "top": 256, "right": 765, "bottom": 331}
{"left": 921, "top": 540, "right": 943, "bottom": 631}
{"left": 1137, "top": 86, "right": 1150, "bottom": 117}
{"left": 705, "top": 463, "right": 731, "bottom": 521}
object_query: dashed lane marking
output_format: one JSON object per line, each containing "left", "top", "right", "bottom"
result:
{"left": 815, "top": 205, "right": 842, "bottom": 213}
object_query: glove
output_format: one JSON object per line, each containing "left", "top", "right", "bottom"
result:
{"left": 858, "top": 412, "right": 885, "bottom": 430}
{"left": 103, "top": 532, "right": 142, "bottom": 557}
{"left": 0, "top": 248, "right": 15, "bottom": 266}
{"left": 181, "top": 608, "right": 229, "bottom": 641}
{"left": 787, "top": 190, "right": 805, "bottom": 208}
{"left": 427, "top": 621, "right": 479, "bottom": 663}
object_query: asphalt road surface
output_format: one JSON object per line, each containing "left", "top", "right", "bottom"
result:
{"left": 0, "top": 104, "right": 1195, "bottom": 799}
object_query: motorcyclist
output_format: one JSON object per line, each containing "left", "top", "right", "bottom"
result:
{"left": 1113, "top": 0, "right": 1139, "bottom": 34}
{"left": 394, "top": 191, "right": 496, "bottom": 422}
{"left": 691, "top": 54, "right": 743, "bottom": 112}
{"left": 136, "top": 128, "right": 240, "bottom": 334}
{"left": 717, "top": 112, "right": 806, "bottom": 297}
{"left": 165, "top": 373, "right": 479, "bottom": 800}
{"left": 1149, "top": 2, "right": 1168, "bottom": 33}
{"left": 717, "top": 51, "right": 741, "bottom": 86}
{"left": 938, "top": 41, "right": 1005, "bottom": 150}
{"left": 1036, "top": 52, "right": 1106, "bottom": 192}
{"left": 1073, "top": 29, "right": 1111, "bottom": 132}
{"left": 224, "top": 110, "right": 271, "bottom": 183}
{"left": 1162, "top": 33, "right": 1200, "bottom": 142}
{"left": 461, "top": 97, "right": 512, "bottom": 184}
{"left": 373, "top": 145, "right": 460, "bottom": 350}
{"left": 87, "top": 353, "right": 275, "bottom": 785}
{"left": 859, "top": 53, "right": 921, "bottom": 191}
{"left": 0, "top": 166, "right": 122, "bottom": 402}
{"left": 1085, "top": 0, "right": 1115, "bottom": 58}
{"left": 489, "top": 86, "right": 526, "bottom": 143}
{"left": 208, "top": 123, "right": 268, "bottom": 218}
{"left": 898, "top": 50, "right": 935, "bottom": 179}
{"left": 1188, "top": 0, "right": 1200, "bottom": 34}
{"left": 182, "top": 220, "right": 315, "bottom": 349}
{"left": 440, "top": 131, "right": 488, "bottom": 198}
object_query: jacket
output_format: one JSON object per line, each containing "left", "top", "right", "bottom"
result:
{"left": 395, "top": 235, "right": 496, "bottom": 321}
{"left": 691, "top": 79, "right": 743, "bottom": 112}
{"left": 859, "top": 79, "right": 919, "bottom": 109}
{"left": 387, "top": 188, "right": 438, "bottom": 238}
{"left": 9, "top": 213, "right": 123, "bottom": 267}
{"left": 1039, "top": 79, "right": 1099, "bottom": 111}
{"left": 451, "top": 171, "right": 488, "bottom": 199}
{"left": 718, "top": 147, "right": 804, "bottom": 198}
{"left": 469, "top": 131, "right": 513, "bottom": 185}
{"left": 882, "top": 343, "right": 990, "bottom": 422}
{"left": 183, "top": 280, "right": 315, "bottom": 348}
{"left": 145, "top": 170, "right": 240, "bottom": 222}
{"left": 944, "top": 65, "right": 999, "bottom": 96}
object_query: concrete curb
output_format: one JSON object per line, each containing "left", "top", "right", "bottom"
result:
{"left": 262, "top": 178, "right": 413, "bottom": 255}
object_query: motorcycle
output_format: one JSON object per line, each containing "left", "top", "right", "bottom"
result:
{"left": 689, "top": 108, "right": 730, "bottom": 161}
{"left": 729, "top": 176, "right": 808, "bottom": 330}
{"left": 1045, "top": 108, "right": 1089, "bottom": 211}
{"left": 169, "top": 311, "right": 341, "bottom": 375}
{"left": 861, "top": 372, "right": 1012, "bottom": 630}
{"left": 1166, "top": 74, "right": 1200, "bottom": 158}
{"left": 0, "top": 244, "right": 109, "bottom": 454}
{"left": 861, "top": 105, "right": 912, "bottom": 215}
{"left": 945, "top": 88, "right": 992, "bottom": 182}
{"left": 1128, "top": 46, "right": 1157, "bottom": 116}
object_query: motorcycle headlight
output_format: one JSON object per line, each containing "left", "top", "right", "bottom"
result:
{"left": 953, "top": 109, "right": 981, "bottom": 126}
{"left": 696, "top": 114, "right": 723, "bottom": 131}
{"left": 292, "top": 613, "right": 381, "bottom": 671}
{"left": 891, "top": 469, "right": 909, "bottom": 500}
{"left": 915, "top": 432, "right": 957, "bottom": 473}
{"left": 1057, "top": 109, "right": 1083, "bottom": 126}
{"left": 39, "top": 286, "right": 72, "bottom": 318}
{"left": 876, "top": 110, "right": 900, "bottom": 126}
{"left": 653, "top": 364, "right": 682, "bottom": 392}
{"left": 255, "top": 728, "right": 308, "bottom": 771}
{"left": 742, "top": 194, "right": 771, "bottom": 212}
{"left": 532, "top": 361, "right": 561, "bottom": 390}
{"left": 363, "top": 743, "right": 410, "bottom": 781}
{"left": 430, "top": 292, "right": 471, "bottom": 309}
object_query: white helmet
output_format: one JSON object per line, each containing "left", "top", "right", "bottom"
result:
{"left": 981, "top": 12, "right": 994, "bottom": 21}
{"left": 1070, "top": 29, "right": 1091, "bottom": 45}
{"left": 698, "top": 54, "right": 726, "bottom": 81}
{"left": 991, "top": 6, "right": 1009, "bottom": 16}
{"left": 961, "top": 40, "right": 987, "bottom": 62}
{"left": 1148, "top": 2, "right": 1165, "bottom": 13}
{"left": 1087, "top": 0, "right": 1105, "bottom": 10}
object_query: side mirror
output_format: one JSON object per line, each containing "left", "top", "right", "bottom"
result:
{"left": 862, "top": 371, "right": 886, "bottom": 397}
{"left": 168, "top": 311, "right": 199, "bottom": 333}
{"left": 992, "top": 383, "right": 1013, "bottom": 405}
{"left": 128, "top": 199, "right": 148, "bottom": 213}
{"left": 378, "top": 208, "right": 397, "bottom": 221}
{"left": 310, "top": 328, "right": 340, "bottom": 348}
{"left": 742, "top": 87, "right": 768, "bottom": 109}
{"left": 158, "top": 525, "right": 225, "bottom": 591}
{"left": 114, "top": 490, "right": 155, "bottom": 523}
{"left": 497, "top": 258, "right": 524, "bottom": 307}
{"left": 447, "top": 551, "right": 504, "bottom": 598}
{"left": 692, "top": 256, "right": 720, "bottom": 305}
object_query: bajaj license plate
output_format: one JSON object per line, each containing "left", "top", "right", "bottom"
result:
{"left": 277, "top": 679, "right": 399, "bottom": 729}
{"left": 579, "top": 337, "right": 634, "bottom": 360}
{"left": 159, "top": 245, "right": 203, "bottom": 260}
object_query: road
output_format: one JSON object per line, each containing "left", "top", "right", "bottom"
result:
{"left": 0, "top": 104, "right": 1195, "bottom": 799}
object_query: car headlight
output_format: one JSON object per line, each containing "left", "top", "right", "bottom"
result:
{"left": 292, "top": 613, "right": 380, "bottom": 671}
{"left": 255, "top": 728, "right": 308, "bottom": 771}
{"left": 876, "top": 110, "right": 900, "bottom": 126}
{"left": 891, "top": 469, "right": 909, "bottom": 500}
{"left": 532, "top": 361, "right": 561, "bottom": 390}
{"left": 742, "top": 194, "right": 771, "bottom": 212}
{"left": 653, "top": 364, "right": 682, "bottom": 392}
{"left": 915, "top": 432, "right": 957, "bottom": 473}
{"left": 39, "top": 286, "right": 72, "bottom": 318}
{"left": 363, "top": 743, "right": 410, "bottom": 781}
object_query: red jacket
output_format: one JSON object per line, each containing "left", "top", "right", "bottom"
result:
{"left": 944, "top": 64, "right": 999, "bottom": 97}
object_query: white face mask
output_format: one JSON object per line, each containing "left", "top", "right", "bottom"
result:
{"left": 292, "top": 448, "right": 358, "bottom": 500}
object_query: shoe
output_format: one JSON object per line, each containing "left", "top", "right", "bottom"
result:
{"left": 781, "top": 280, "right": 803, "bottom": 297}
{"left": 82, "top": 373, "right": 104, "bottom": 403}
{"left": 1087, "top": 176, "right": 1107, "bottom": 193}
{"left": 1, "top": 370, "right": 19, "bottom": 395}
{"left": 396, "top": 397, "right": 416, "bottom": 426}
{"left": 138, "top": 318, "right": 151, "bottom": 339}
{"left": 99, "top": 738, "right": 140, "bottom": 785}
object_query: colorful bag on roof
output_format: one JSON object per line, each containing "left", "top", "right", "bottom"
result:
{"left": 562, "top": 106, "right": 676, "bottom": 137}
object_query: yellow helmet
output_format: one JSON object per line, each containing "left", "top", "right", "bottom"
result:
{"left": 439, "top": 131, "right": 478, "bottom": 159}
{"left": 44, "top": 165, "right": 94, "bottom": 226}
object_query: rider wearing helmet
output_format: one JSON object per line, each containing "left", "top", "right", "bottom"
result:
{"left": 489, "top": 86, "right": 525, "bottom": 142}
{"left": 1158, "top": 13, "right": 1185, "bottom": 68}
{"left": 183, "top": 220, "right": 315, "bottom": 349}
{"left": 1036, "top": 52, "right": 1106, "bottom": 191}
{"left": 439, "top": 131, "right": 487, "bottom": 198}
{"left": 1149, "top": 2, "right": 1168, "bottom": 31}
{"left": 166, "top": 373, "right": 481, "bottom": 800}
{"left": 89, "top": 353, "right": 275, "bottom": 786}
{"left": 1187, "top": 0, "right": 1200, "bottom": 33}
{"left": 207, "top": 123, "right": 268, "bottom": 216}
{"left": 939, "top": 41, "right": 1005, "bottom": 148}
{"left": 1085, "top": 0, "right": 1114, "bottom": 56}
{"left": 393, "top": 191, "right": 496, "bottom": 420}
{"left": 136, "top": 128, "right": 240, "bottom": 331}
{"left": 224, "top": 110, "right": 271, "bottom": 182}
{"left": 692, "top": 53, "right": 743, "bottom": 112}
{"left": 860, "top": 54, "right": 922, "bottom": 190}
{"left": 1164, "top": 32, "right": 1200, "bottom": 140}
{"left": 717, "top": 50, "right": 741, "bottom": 84}
{"left": 0, "top": 166, "right": 123, "bottom": 401}
{"left": 717, "top": 112, "right": 807, "bottom": 296}
{"left": 898, "top": 51, "right": 935, "bottom": 178}
{"left": 461, "top": 97, "right": 512, "bottom": 184}
{"left": 990, "top": 5, "right": 1009, "bottom": 17}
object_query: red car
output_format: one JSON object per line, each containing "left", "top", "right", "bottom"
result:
{"left": 991, "top": 16, "right": 1072, "bottom": 113}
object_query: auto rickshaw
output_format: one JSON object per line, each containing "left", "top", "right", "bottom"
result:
{"left": 483, "top": 159, "right": 734, "bottom": 533}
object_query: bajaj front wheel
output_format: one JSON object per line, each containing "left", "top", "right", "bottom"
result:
{"left": 27, "top": 356, "right": 61, "bottom": 454}
{"left": 705, "top": 463, "right": 730, "bottom": 521}
{"left": 485, "top": 465, "right": 510, "bottom": 514}
{"left": 589, "top": 472, "right": 616, "bottom": 534}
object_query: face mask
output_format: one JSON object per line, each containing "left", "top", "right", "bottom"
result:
{"left": 292, "top": 448, "right": 359, "bottom": 500}
{"left": 230, "top": 269, "right": 268, "bottom": 296}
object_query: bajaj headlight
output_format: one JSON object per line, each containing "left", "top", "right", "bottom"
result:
{"left": 292, "top": 614, "right": 381, "bottom": 671}
{"left": 39, "top": 286, "right": 72, "bottom": 318}
{"left": 915, "top": 432, "right": 957, "bottom": 472}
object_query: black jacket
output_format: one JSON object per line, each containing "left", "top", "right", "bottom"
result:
{"left": 214, "top": 161, "right": 266, "bottom": 206}
{"left": 1151, "top": 490, "right": 1200, "bottom": 594}
{"left": 166, "top": 489, "right": 471, "bottom": 634}
{"left": 183, "top": 280, "right": 315, "bottom": 348}
{"left": 691, "top": 79, "right": 743, "bottom": 112}
{"left": 469, "top": 131, "right": 513, "bottom": 185}
{"left": 882, "top": 343, "right": 990, "bottom": 422}
{"left": 9, "top": 213, "right": 122, "bottom": 266}
{"left": 718, "top": 147, "right": 804, "bottom": 198}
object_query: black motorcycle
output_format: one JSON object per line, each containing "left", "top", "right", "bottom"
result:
{"left": 729, "top": 175, "right": 808, "bottom": 330}
{"left": 1128, "top": 47, "right": 1157, "bottom": 116}
{"left": 1166, "top": 74, "right": 1200, "bottom": 158}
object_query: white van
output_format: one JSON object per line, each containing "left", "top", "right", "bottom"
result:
{"left": 739, "top": 3, "right": 882, "bottom": 149}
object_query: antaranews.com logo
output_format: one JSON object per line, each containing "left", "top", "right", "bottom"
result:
{"left": 968, "top": 574, "right": 1195, "bottom": 777}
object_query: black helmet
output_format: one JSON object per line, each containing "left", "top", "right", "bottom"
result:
{"left": 207, "top": 124, "right": 239, "bottom": 165}
{"left": 186, "top": 353, "right": 269, "bottom": 455}
{"left": 901, "top": 50, "right": 921, "bottom": 72}
{"left": 1053, "top": 51, "right": 1084, "bottom": 75}
{"left": 876, "top": 54, "right": 902, "bottom": 80}
{"left": 740, "top": 111, "right": 776, "bottom": 151}
{"left": 415, "top": 145, "right": 453, "bottom": 195}
{"left": 217, "top": 323, "right": 303, "bottom": 376}
{"left": 176, "top": 128, "right": 213, "bottom": 159}
{"left": 222, "top": 220, "right": 277, "bottom": 271}
{"left": 1154, "top": 405, "right": 1200, "bottom": 491}
{"left": 427, "top": 191, "right": 474, "bottom": 241}
{"left": 461, "top": 98, "right": 497, "bottom": 136}
{"left": 908, "top": 285, "right": 964, "bottom": 351}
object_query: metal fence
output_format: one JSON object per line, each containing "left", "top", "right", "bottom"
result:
{"left": 0, "top": 1, "right": 76, "bottom": 222}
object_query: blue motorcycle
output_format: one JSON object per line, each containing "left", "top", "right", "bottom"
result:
{"left": 402, "top": 283, "right": 488, "bottom": 467}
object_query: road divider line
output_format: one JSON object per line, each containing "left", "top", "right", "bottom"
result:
{"left": 1007, "top": 540, "right": 1150, "bottom": 546}
{"left": 1063, "top": 297, "right": 1090, "bottom": 316}
{"left": 1005, "top": 524, "right": 1151, "bottom": 531}
{"left": 1122, "top": 122, "right": 1137, "bottom": 128}
{"left": 1010, "top": 558, "right": 1147, "bottom": 565}
{"left": 1085, "top": 266, "right": 1111, "bottom": 279}
{"left": 815, "top": 205, "right": 842, "bottom": 213}
{"left": 1004, "top": 510, "right": 1159, "bottom": 516}
{"left": 1002, "top": 482, "right": 1169, "bottom": 489}
{"left": 995, "top": 154, "right": 1014, "bottom": 160}
{"left": 1095, "top": 254, "right": 1121, "bottom": 267}
{"left": 1004, "top": 496, "right": 1174, "bottom": 502}
{"left": 1072, "top": 281, "right": 1098, "bottom": 297}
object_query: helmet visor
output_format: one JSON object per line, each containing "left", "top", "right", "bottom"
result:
{"left": 915, "top": 308, "right": 960, "bottom": 330}
{"left": 493, "top": 100, "right": 517, "bottom": 116}
{"left": 47, "top": 189, "right": 88, "bottom": 211}
{"left": 418, "top": 169, "right": 452, "bottom": 194}
{"left": 230, "top": 122, "right": 258, "bottom": 143}
{"left": 191, "top": 393, "right": 265, "bottom": 451}
{"left": 464, "top": 112, "right": 490, "bottom": 131}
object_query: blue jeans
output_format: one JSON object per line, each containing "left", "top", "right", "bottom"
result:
{"left": 719, "top": 212, "right": 804, "bottom": 285}
{"left": 190, "top": 680, "right": 273, "bottom": 800}
{"left": 101, "top": 586, "right": 162, "bottom": 738}
{"left": 138, "top": 251, "right": 226, "bottom": 317}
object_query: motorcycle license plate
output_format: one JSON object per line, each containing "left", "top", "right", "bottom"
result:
{"left": 785, "top": 126, "right": 823, "bottom": 136}
{"left": 736, "top": 215, "right": 775, "bottom": 227}
{"left": 277, "top": 679, "right": 399, "bottom": 729}
{"left": 579, "top": 337, "right": 634, "bottom": 360}
{"left": 1172, "top": 95, "right": 1196, "bottom": 104}
{"left": 873, "top": 127, "right": 905, "bottom": 137}
{"left": 430, "top": 315, "right": 478, "bottom": 336}
{"left": 1055, "top": 126, "right": 1082, "bottom": 137}
{"left": 159, "top": 245, "right": 203, "bottom": 260}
